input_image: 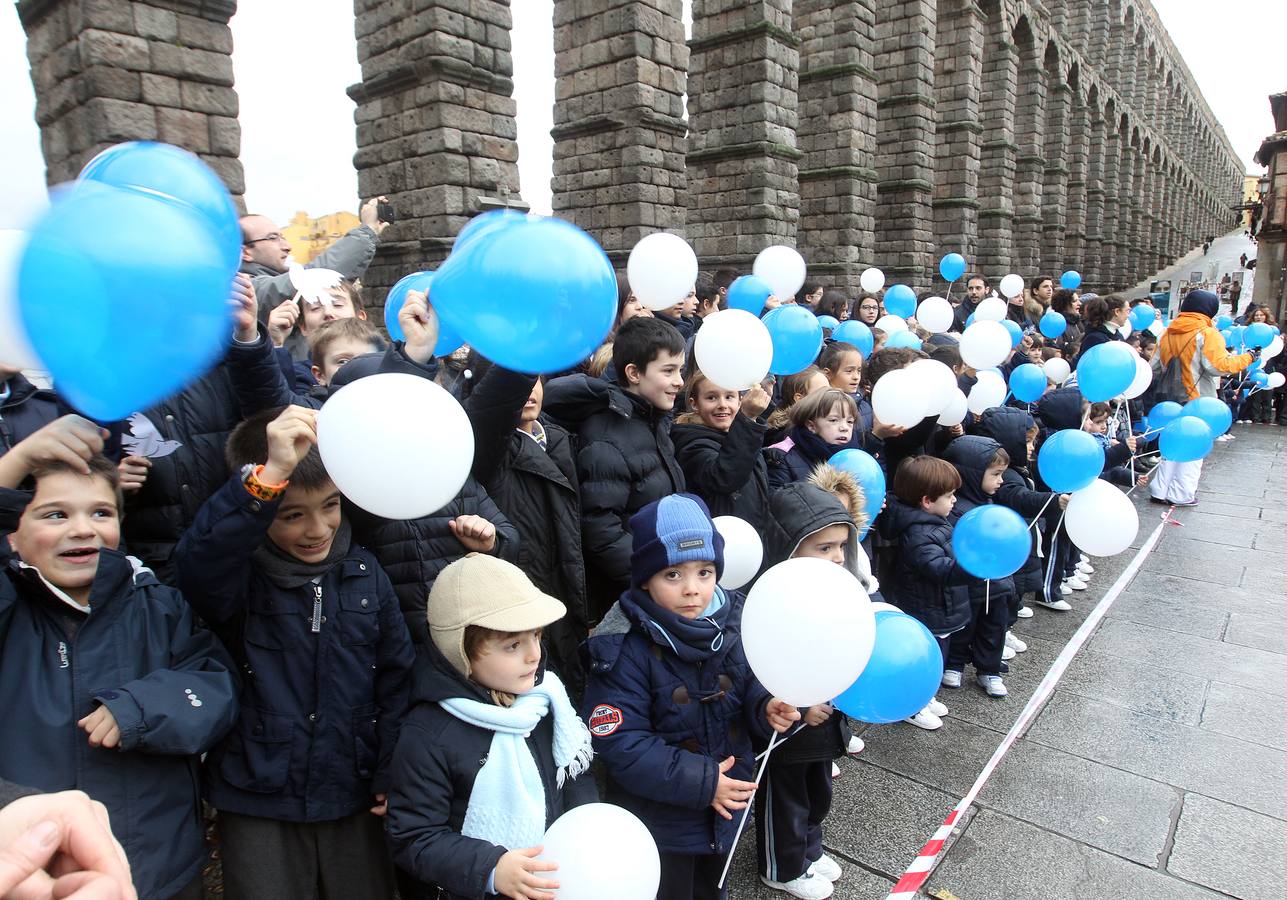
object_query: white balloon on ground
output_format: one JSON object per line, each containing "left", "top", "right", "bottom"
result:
{"left": 973, "top": 297, "right": 1008, "bottom": 322}
{"left": 871, "top": 368, "right": 928, "bottom": 428}
{"left": 742, "top": 557, "right": 875, "bottom": 707}
{"left": 1064, "top": 479, "right": 1139, "bottom": 557}
{"left": 1264, "top": 335, "right": 1283, "bottom": 361}
{"left": 860, "top": 267, "right": 886, "bottom": 293}
{"left": 0, "top": 229, "right": 43, "bottom": 369}
{"left": 1121, "top": 354, "right": 1153, "bottom": 400}
{"left": 539, "top": 804, "right": 659, "bottom": 900}
{"left": 874, "top": 314, "right": 907, "bottom": 334}
{"left": 967, "top": 370, "right": 1007, "bottom": 414}
{"left": 959, "top": 320, "right": 1012, "bottom": 370}
{"left": 693, "top": 309, "right": 773, "bottom": 390}
{"left": 937, "top": 388, "right": 969, "bottom": 426}
{"left": 318, "top": 373, "right": 474, "bottom": 519}
{"left": 999, "top": 273, "right": 1025, "bottom": 299}
{"left": 916, "top": 296, "right": 954, "bottom": 334}
{"left": 1044, "top": 356, "right": 1071, "bottom": 385}
{"left": 906, "top": 358, "right": 959, "bottom": 414}
{"left": 753, "top": 245, "right": 807, "bottom": 299}
{"left": 626, "top": 232, "right": 698, "bottom": 311}
{"left": 713, "top": 516, "right": 763, "bottom": 590}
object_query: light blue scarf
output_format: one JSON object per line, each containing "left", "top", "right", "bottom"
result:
{"left": 438, "top": 671, "right": 593, "bottom": 849}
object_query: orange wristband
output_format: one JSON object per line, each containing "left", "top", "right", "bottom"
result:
{"left": 243, "top": 464, "right": 289, "bottom": 501}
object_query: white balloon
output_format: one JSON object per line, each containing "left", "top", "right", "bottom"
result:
{"left": 539, "top": 804, "right": 660, "bottom": 900}
{"left": 871, "top": 368, "right": 928, "bottom": 428}
{"left": 317, "top": 373, "right": 474, "bottom": 519}
{"left": 874, "top": 314, "right": 908, "bottom": 334}
{"left": 0, "top": 229, "right": 42, "bottom": 369}
{"left": 967, "top": 370, "right": 1007, "bottom": 414}
{"left": 1264, "top": 335, "right": 1283, "bottom": 361}
{"left": 753, "top": 245, "right": 807, "bottom": 300}
{"left": 860, "top": 267, "right": 886, "bottom": 293}
{"left": 959, "top": 320, "right": 1012, "bottom": 370}
{"left": 1121, "top": 354, "right": 1153, "bottom": 400}
{"left": 1269, "top": 372, "right": 1286, "bottom": 389}
{"left": 1043, "top": 357, "right": 1071, "bottom": 385}
{"left": 916, "top": 296, "right": 954, "bottom": 334}
{"left": 907, "top": 358, "right": 959, "bottom": 414}
{"left": 626, "top": 232, "right": 698, "bottom": 311}
{"left": 713, "top": 516, "right": 763, "bottom": 590}
{"left": 937, "top": 388, "right": 969, "bottom": 426}
{"left": 999, "top": 273, "right": 1025, "bottom": 299}
{"left": 974, "top": 297, "right": 1008, "bottom": 322}
{"left": 742, "top": 557, "right": 875, "bottom": 706}
{"left": 693, "top": 309, "right": 773, "bottom": 390}
{"left": 1065, "top": 479, "right": 1139, "bottom": 557}
{"left": 1119, "top": 319, "right": 1133, "bottom": 340}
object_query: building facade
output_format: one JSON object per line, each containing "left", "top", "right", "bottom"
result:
{"left": 1253, "top": 92, "right": 1287, "bottom": 321}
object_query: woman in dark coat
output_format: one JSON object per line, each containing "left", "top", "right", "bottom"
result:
{"left": 1077, "top": 295, "right": 1129, "bottom": 363}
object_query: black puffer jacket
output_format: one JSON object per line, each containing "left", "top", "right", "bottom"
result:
{"left": 465, "top": 366, "right": 588, "bottom": 698}
{"left": 672, "top": 416, "right": 771, "bottom": 533}
{"left": 763, "top": 426, "right": 836, "bottom": 488}
{"left": 876, "top": 496, "right": 971, "bottom": 635}
{"left": 542, "top": 374, "right": 684, "bottom": 617}
{"left": 386, "top": 644, "right": 597, "bottom": 900}
{"left": 942, "top": 435, "right": 1017, "bottom": 608}
{"left": 0, "top": 374, "right": 67, "bottom": 455}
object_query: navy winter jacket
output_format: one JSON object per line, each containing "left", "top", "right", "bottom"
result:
{"left": 763, "top": 426, "right": 837, "bottom": 488}
{"left": 1076, "top": 323, "right": 1124, "bottom": 363}
{"left": 672, "top": 416, "right": 772, "bottom": 533}
{"left": 0, "top": 488, "right": 238, "bottom": 899}
{"left": 0, "top": 374, "right": 67, "bottom": 456}
{"left": 174, "top": 476, "right": 415, "bottom": 822}
{"left": 581, "top": 592, "right": 773, "bottom": 855}
{"left": 942, "top": 436, "right": 1017, "bottom": 609}
{"left": 876, "top": 496, "right": 971, "bottom": 635}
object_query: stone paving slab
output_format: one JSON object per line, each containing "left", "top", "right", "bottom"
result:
{"left": 1168, "top": 793, "right": 1287, "bottom": 900}
{"left": 856, "top": 717, "right": 1004, "bottom": 798}
{"left": 1224, "top": 610, "right": 1287, "bottom": 654}
{"left": 1106, "top": 590, "right": 1229, "bottom": 640}
{"left": 1141, "top": 548, "right": 1244, "bottom": 586}
{"left": 1124, "top": 571, "right": 1287, "bottom": 625}
{"left": 1200, "top": 680, "right": 1287, "bottom": 752}
{"left": 1058, "top": 648, "right": 1207, "bottom": 725}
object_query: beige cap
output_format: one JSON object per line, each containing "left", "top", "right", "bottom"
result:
{"left": 428, "top": 553, "right": 567, "bottom": 677}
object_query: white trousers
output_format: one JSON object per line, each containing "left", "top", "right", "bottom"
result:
{"left": 1149, "top": 458, "right": 1204, "bottom": 504}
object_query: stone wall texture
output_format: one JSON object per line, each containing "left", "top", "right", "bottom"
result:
{"left": 19, "top": 0, "right": 1245, "bottom": 299}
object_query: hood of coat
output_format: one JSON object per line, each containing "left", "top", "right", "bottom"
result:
{"left": 942, "top": 435, "right": 1003, "bottom": 510}
{"left": 0, "top": 372, "right": 44, "bottom": 410}
{"left": 670, "top": 421, "right": 727, "bottom": 456}
{"left": 543, "top": 373, "right": 649, "bottom": 425}
{"left": 975, "top": 406, "right": 1035, "bottom": 470}
{"left": 764, "top": 482, "right": 859, "bottom": 579}
{"left": 1034, "top": 386, "right": 1083, "bottom": 433}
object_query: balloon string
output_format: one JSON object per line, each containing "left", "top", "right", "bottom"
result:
{"left": 1127, "top": 462, "right": 1157, "bottom": 496}
{"left": 1126, "top": 399, "right": 1135, "bottom": 485}
{"left": 754, "top": 722, "right": 805, "bottom": 761}
{"left": 985, "top": 579, "right": 990, "bottom": 616}
{"left": 1028, "top": 494, "right": 1054, "bottom": 531}
{"left": 718, "top": 728, "right": 782, "bottom": 889}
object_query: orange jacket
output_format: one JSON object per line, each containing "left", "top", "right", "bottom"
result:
{"left": 1157, "top": 312, "right": 1254, "bottom": 400}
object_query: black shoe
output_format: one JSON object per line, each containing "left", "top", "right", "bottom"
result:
{"left": 1149, "top": 497, "right": 1170, "bottom": 505}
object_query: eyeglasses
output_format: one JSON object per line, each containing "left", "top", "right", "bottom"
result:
{"left": 859, "top": 304, "right": 880, "bottom": 311}
{"left": 244, "top": 232, "right": 286, "bottom": 246}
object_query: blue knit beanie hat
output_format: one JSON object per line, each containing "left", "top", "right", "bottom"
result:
{"left": 1180, "top": 290, "right": 1218, "bottom": 318}
{"left": 629, "top": 493, "right": 725, "bottom": 588}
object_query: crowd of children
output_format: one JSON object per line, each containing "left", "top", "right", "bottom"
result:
{"left": 0, "top": 246, "right": 1252, "bottom": 900}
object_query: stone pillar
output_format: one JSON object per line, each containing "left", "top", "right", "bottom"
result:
{"left": 686, "top": 0, "right": 800, "bottom": 269}
{"left": 931, "top": 0, "right": 984, "bottom": 277}
{"left": 872, "top": 0, "right": 937, "bottom": 284}
{"left": 976, "top": 17, "right": 1017, "bottom": 281}
{"left": 794, "top": 0, "right": 878, "bottom": 293}
{"left": 1115, "top": 140, "right": 1137, "bottom": 288}
{"left": 1040, "top": 79, "right": 1071, "bottom": 276}
{"left": 350, "top": 0, "right": 521, "bottom": 300}
{"left": 17, "top": 0, "right": 243, "bottom": 199}
{"left": 551, "top": 0, "right": 689, "bottom": 265}
{"left": 1011, "top": 31, "right": 1046, "bottom": 275}
{"left": 1064, "top": 92, "right": 1089, "bottom": 274}
{"left": 1099, "top": 116, "right": 1121, "bottom": 290}
{"left": 1083, "top": 102, "right": 1106, "bottom": 290}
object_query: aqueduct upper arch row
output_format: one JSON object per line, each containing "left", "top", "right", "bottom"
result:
{"left": 18, "top": 0, "right": 1244, "bottom": 299}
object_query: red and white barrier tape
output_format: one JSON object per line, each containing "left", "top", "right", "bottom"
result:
{"left": 885, "top": 513, "right": 1170, "bottom": 899}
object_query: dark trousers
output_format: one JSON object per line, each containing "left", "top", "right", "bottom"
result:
{"left": 1246, "top": 390, "right": 1273, "bottom": 422}
{"left": 947, "top": 591, "right": 1008, "bottom": 676}
{"left": 219, "top": 809, "right": 394, "bottom": 900}
{"left": 754, "top": 759, "right": 832, "bottom": 883}
{"left": 169, "top": 874, "right": 202, "bottom": 900}
{"left": 657, "top": 850, "right": 727, "bottom": 900}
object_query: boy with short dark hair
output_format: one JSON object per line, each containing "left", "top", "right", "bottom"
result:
{"left": 175, "top": 406, "right": 415, "bottom": 900}
{"left": 0, "top": 416, "right": 238, "bottom": 900}
{"left": 544, "top": 317, "right": 687, "bottom": 620}
{"left": 307, "top": 317, "right": 386, "bottom": 386}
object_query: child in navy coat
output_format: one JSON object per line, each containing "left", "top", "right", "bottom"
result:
{"left": 581, "top": 494, "right": 799, "bottom": 900}
{"left": 0, "top": 416, "right": 238, "bottom": 899}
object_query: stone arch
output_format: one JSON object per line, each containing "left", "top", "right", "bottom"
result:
{"left": 977, "top": 0, "right": 1020, "bottom": 279}
{"left": 1082, "top": 83, "right": 1108, "bottom": 287}
{"left": 1064, "top": 62, "right": 1090, "bottom": 274}
{"left": 1012, "top": 16, "right": 1046, "bottom": 274}
{"left": 1039, "top": 40, "right": 1071, "bottom": 274}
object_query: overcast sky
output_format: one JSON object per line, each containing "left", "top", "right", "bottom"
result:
{"left": 0, "top": 0, "right": 1281, "bottom": 230}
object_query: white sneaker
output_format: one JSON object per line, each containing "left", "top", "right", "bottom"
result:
{"left": 1076, "top": 561, "right": 1095, "bottom": 575}
{"left": 1005, "top": 631, "right": 1028, "bottom": 653}
{"left": 927, "top": 697, "right": 949, "bottom": 717}
{"left": 1064, "top": 575, "right": 1088, "bottom": 591}
{"left": 1002, "top": 644, "right": 1016, "bottom": 661}
{"left": 808, "top": 852, "right": 843, "bottom": 883}
{"left": 1216, "top": 434, "right": 1235, "bottom": 442}
{"left": 761, "top": 872, "right": 834, "bottom": 899}
{"left": 1035, "top": 596, "right": 1073, "bottom": 611}
{"left": 976, "top": 674, "right": 1009, "bottom": 698}
{"left": 831, "top": 761, "right": 841, "bottom": 778}
{"left": 1058, "top": 582, "right": 1074, "bottom": 596}
{"left": 1079, "top": 554, "right": 1090, "bottom": 564}
{"left": 847, "top": 735, "right": 865, "bottom": 755}
{"left": 905, "top": 707, "right": 943, "bottom": 730}
{"left": 941, "top": 669, "right": 962, "bottom": 688}
{"left": 1016, "top": 605, "right": 1034, "bottom": 619}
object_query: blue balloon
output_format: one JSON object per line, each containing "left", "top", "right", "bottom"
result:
{"left": 1252, "top": 370, "right": 1270, "bottom": 388}
{"left": 1060, "top": 270, "right": 1082, "bottom": 290}
{"left": 885, "top": 330, "right": 923, "bottom": 351}
{"left": 952, "top": 505, "right": 1030, "bottom": 580}
{"left": 828, "top": 449, "right": 885, "bottom": 538}
{"left": 1009, "top": 363, "right": 1047, "bottom": 403}
{"left": 1077, "top": 341, "right": 1137, "bottom": 402}
{"left": 763, "top": 305, "right": 824, "bottom": 376}
{"left": 430, "top": 216, "right": 616, "bottom": 373}
{"left": 726, "top": 275, "right": 774, "bottom": 314}
{"left": 1145, "top": 401, "right": 1183, "bottom": 432}
{"left": 832, "top": 320, "right": 874, "bottom": 358}
{"left": 1181, "top": 396, "right": 1233, "bottom": 437}
{"left": 833, "top": 611, "right": 943, "bottom": 724}
{"left": 1128, "top": 304, "right": 1156, "bottom": 332}
{"left": 817, "top": 314, "right": 839, "bottom": 330}
{"left": 1245, "top": 322, "right": 1274, "bottom": 349}
{"left": 1037, "top": 428, "right": 1105, "bottom": 493}
{"left": 884, "top": 284, "right": 917, "bottom": 319}
{"left": 17, "top": 182, "right": 230, "bottom": 420}
{"left": 1039, "top": 310, "right": 1067, "bottom": 339}
{"left": 966, "top": 312, "right": 976, "bottom": 327}
{"left": 1226, "top": 325, "right": 1245, "bottom": 350}
{"left": 1001, "top": 318, "right": 1024, "bottom": 347}
{"left": 939, "top": 253, "right": 966, "bottom": 283}
{"left": 1160, "top": 416, "right": 1213, "bottom": 462}
{"left": 384, "top": 270, "right": 462, "bottom": 357}
{"left": 1220, "top": 328, "right": 1235, "bottom": 347}
{"left": 1214, "top": 315, "right": 1233, "bottom": 330}
{"left": 454, "top": 209, "right": 525, "bottom": 253}
{"left": 78, "top": 141, "right": 240, "bottom": 277}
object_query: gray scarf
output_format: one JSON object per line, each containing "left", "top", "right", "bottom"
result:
{"left": 251, "top": 519, "right": 353, "bottom": 589}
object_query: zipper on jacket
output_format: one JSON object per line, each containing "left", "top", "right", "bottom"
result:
{"left": 310, "top": 584, "right": 322, "bottom": 634}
